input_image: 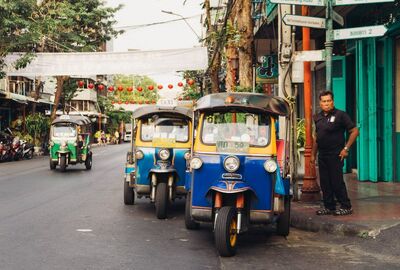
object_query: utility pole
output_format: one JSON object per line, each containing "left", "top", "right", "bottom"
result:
{"left": 325, "top": 0, "right": 333, "bottom": 91}
{"left": 300, "top": 6, "right": 321, "bottom": 201}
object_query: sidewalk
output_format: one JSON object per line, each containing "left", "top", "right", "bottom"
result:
{"left": 291, "top": 174, "right": 400, "bottom": 238}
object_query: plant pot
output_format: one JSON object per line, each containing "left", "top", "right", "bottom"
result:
{"left": 34, "top": 146, "right": 42, "bottom": 153}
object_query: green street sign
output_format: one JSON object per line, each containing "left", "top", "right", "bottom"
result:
{"left": 270, "top": 0, "right": 325, "bottom": 6}
{"left": 333, "top": 25, "right": 387, "bottom": 40}
{"left": 334, "top": 0, "right": 394, "bottom": 5}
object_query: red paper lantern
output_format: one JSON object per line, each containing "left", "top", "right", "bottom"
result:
{"left": 187, "top": 79, "right": 195, "bottom": 85}
{"left": 152, "top": 100, "right": 156, "bottom": 104}
{"left": 157, "top": 85, "right": 163, "bottom": 90}
{"left": 77, "top": 80, "right": 84, "bottom": 88}
{"left": 108, "top": 86, "right": 114, "bottom": 92}
{"left": 137, "top": 86, "right": 143, "bottom": 92}
{"left": 138, "top": 101, "right": 143, "bottom": 105}
{"left": 145, "top": 100, "right": 150, "bottom": 104}
{"left": 98, "top": 84, "right": 104, "bottom": 91}
{"left": 148, "top": 85, "right": 154, "bottom": 91}
{"left": 111, "top": 101, "right": 115, "bottom": 104}
{"left": 130, "top": 100, "right": 136, "bottom": 104}
{"left": 127, "top": 86, "right": 133, "bottom": 92}
{"left": 118, "top": 100, "right": 122, "bottom": 104}
{"left": 168, "top": 84, "right": 173, "bottom": 89}
{"left": 125, "top": 101, "right": 129, "bottom": 104}
{"left": 88, "top": 83, "right": 94, "bottom": 89}
{"left": 178, "top": 82, "right": 183, "bottom": 87}
{"left": 178, "top": 97, "right": 182, "bottom": 101}
{"left": 117, "top": 85, "right": 124, "bottom": 91}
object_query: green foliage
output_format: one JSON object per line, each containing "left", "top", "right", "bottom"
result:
{"left": 0, "top": 0, "right": 123, "bottom": 77}
{"left": 296, "top": 118, "right": 306, "bottom": 149}
{"left": 178, "top": 70, "right": 203, "bottom": 100}
{"left": 111, "top": 75, "right": 159, "bottom": 102}
{"left": 233, "top": 84, "right": 263, "bottom": 94}
{"left": 62, "top": 78, "right": 84, "bottom": 108}
{"left": 25, "top": 113, "right": 50, "bottom": 146}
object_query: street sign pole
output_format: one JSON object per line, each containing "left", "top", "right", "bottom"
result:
{"left": 325, "top": 0, "right": 334, "bottom": 92}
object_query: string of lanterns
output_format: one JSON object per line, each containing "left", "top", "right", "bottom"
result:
{"left": 76, "top": 79, "right": 195, "bottom": 92}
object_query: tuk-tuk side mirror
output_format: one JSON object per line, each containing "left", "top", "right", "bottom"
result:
{"left": 126, "top": 151, "right": 134, "bottom": 164}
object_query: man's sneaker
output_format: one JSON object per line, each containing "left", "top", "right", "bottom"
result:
{"left": 333, "top": 208, "right": 353, "bottom": 216}
{"left": 316, "top": 208, "right": 334, "bottom": 215}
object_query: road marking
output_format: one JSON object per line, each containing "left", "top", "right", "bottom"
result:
{"left": 76, "top": 229, "right": 93, "bottom": 232}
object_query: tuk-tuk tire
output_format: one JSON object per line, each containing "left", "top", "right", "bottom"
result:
{"left": 277, "top": 196, "right": 291, "bottom": 237}
{"left": 215, "top": 206, "right": 237, "bottom": 257}
{"left": 185, "top": 192, "right": 200, "bottom": 230}
{"left": 85, "top": 153, "right": 92, "bottom": 170}
{"left": 60, "top": 155, "right": 67, "bottom": 172}
{"left": 50, "top": 159, "right": 56, "bottom": 170}
{"left": 124, "top": 181, "right": 135, "bottom": 205}
{"left": 155, "top": 182, "right": 168, "bottom": 219}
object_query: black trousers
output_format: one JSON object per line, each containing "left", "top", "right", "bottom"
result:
{"left": 318, "top": 155, "right": 352, "bottom": 210}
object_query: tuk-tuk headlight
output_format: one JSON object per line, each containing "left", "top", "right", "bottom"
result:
{"left": 135, "top": 150, "right": 144, "bottom": 160}
{"left": 264, "top": 159, "right": 277, "bottom": 173}
{"left": 184, "top": 151, "right": 191, "bottom": 160}
{"left": 190, "top": 157, "right": 203, "bottom": 170}
{"left": 223, "top": 156, "right": 240, "bottom": 173}
{"left": 158, "top": 149, "right": 170, "bottom": 160}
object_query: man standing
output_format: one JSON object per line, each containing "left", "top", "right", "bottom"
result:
{"left": 311, "top": 91, "right": 359, "bottom": 216}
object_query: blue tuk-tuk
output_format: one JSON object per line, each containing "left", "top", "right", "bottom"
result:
{"left": 185, "top": 92, "right": 291, "bottom": 257}
{"left": 124, "top": 106, "right": 192, "bottom": 219}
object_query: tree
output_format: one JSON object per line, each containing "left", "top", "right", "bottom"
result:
{"left": 0, "top": 0, "right": 123, "bottom": 119}
{"left": 111, "top": 75, "right": 158, "bottom": 103}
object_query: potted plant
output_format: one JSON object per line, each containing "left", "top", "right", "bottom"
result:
{"left": 25, "top": 113, "right": 50, "bottom": 153}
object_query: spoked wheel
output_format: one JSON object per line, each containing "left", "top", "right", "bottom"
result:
{"left": 124, "top": 180, "right": 135, "bottom": 205}
{"left": 85, "top": 153, "right": 92, "bottom": 170}
{"left": 155, "top": 182, "right": 168, "bottom": 219}
{"left": 59, "top": 155, "right": 67, "bottom": 172}
{"left": 49, "top": 159, "right": 56, "bottom": 170}
{"left": 185, "top": 192, "right": 200, "bottom": 230}
{"left": 277, "top": 196, "right": 291, "bottom": 237}
{"left": 214, "top": 206, "right": 238, "bottom": 257}
{"left": 26, "top": 149, "right": 34, "bottom": 160}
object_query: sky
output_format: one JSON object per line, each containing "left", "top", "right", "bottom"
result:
{"left": 105, "top": 1, "right": 204, "bottom": 98}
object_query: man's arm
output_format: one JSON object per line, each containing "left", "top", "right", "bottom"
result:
{"left": 311, "top": 131, "right": 317, "bottom": 164}
{"left": 339, "top": 127, "right": 359, "bottom": 161}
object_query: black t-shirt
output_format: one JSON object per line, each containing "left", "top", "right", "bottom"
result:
{"left": 314, "top": 108, "right": 355, "bottom": 156}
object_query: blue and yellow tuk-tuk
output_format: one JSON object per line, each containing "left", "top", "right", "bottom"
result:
{"left": 124, "top": 105, "right": 192, "bottom": 219}
{"left": 185, "top": 92, "right": 291, "bottom": 257}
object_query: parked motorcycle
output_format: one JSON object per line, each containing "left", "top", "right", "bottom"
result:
{"left": 0, "top": 140, "right": 12, "bottom": 162}
{"left": 10, "top": 137, "right": 23, "bottom": 161}
{"left": 20, "top": 139, "right": 34, "bottom": 159}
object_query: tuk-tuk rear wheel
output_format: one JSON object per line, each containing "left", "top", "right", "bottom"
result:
{"left": 85, "top": 154, "right": 92, "bottom": 170}
{"left": 49, "top": 159, "right": 56, "bottom": 170}
{"left": 185, "top": 192, "right": 200, "bottom": 230}
{"left": 215, "top": 206, "right": 237, "bottom": 257}
{"left": 155, "top": 182, "right": 168, "bottom": 219}
{"left": 124, "top": 180, "right": 135, "bottom": 205}
{"left": 60, "top": 155, "right": 67, "bottom": 172}
{"left": 277, "top": 196, "right": 291, "bottom": 237}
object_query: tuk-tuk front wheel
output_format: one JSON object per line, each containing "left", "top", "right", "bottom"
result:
{"left": 124, "top": 180, "right": 135, "bottom": 205}
{"left": 85, "top": 154, "right": 92, "bottom": 170}
{"left": 155, "top": 182, "right": 168, "bottom": 219}
{"left": 59, "top": 155, "right": 67, "bottom": 172}
{"left": 215, "top": 206, "right": 238, "bottom": 257}
{"left": 277, "top": 196, "right": 291, "bottom": 237}
{"left": 185, "top": 192, "right": 200, "bottom": 230}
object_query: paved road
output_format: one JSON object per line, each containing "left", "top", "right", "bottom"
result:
{"left": 0, "top": 144, "right": 399, "bottom": 270}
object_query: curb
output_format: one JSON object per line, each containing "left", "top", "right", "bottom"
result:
{"left": 290, "top": 203, "right": 380, "bottom": 238}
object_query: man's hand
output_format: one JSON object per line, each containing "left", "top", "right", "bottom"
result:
{"left": 339, "top": 149, "right": 349, "bottom": 161}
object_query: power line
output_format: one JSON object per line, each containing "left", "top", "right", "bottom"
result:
{"left": 114, "top": 15, "right": 201, "bottom": 31}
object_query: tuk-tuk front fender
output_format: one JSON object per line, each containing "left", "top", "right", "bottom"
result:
{"left": 208, "top": 180, "right": 256, "bottom": 197}
{"left": 149, "top": 168, "right": 177, "bottom": 174}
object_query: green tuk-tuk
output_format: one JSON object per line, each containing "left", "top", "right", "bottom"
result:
{"left": 49, "top": 115, "right": 93, "bottom": 172}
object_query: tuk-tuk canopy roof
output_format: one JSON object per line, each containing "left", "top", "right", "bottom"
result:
{"left": 51, "top": 115, "right": 92, "bottom": 126}
{"left": 195, "top": 93, "right": 290, "bottom": 116}
{"left": 132, "top": 106, "right": 192, "bottom": 120}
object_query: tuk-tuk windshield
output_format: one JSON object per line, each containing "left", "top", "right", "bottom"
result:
{"left": 53, "top": 123, "right": 77, "bottom": 138}
{"left": 141, "top": 117, "right": 189, "bottom": 143}
{"left": 201, "top": 111, "right": 270, "bottom": 147}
